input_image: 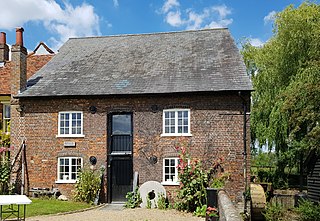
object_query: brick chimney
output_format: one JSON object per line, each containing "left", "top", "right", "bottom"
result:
{"left": 11, "top": 27, "right": 27, "bottom": 95}
{"left": 0, "top": 32, "right": 9, "bottom": 62}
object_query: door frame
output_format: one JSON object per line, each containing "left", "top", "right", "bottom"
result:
{"left": 107, "top": 112, "right": 133, "bottom": 203}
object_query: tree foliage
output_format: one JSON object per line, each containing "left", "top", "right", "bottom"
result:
{"left": 241, "top": 2, "right": 320, "bottom": 169}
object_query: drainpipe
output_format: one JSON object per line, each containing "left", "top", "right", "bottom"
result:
{"left": 238, "top": 91, "right": 249, "bottom": 214}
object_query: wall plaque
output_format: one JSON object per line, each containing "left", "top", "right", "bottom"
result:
{"left": 64, "top": 141, "right": 76, "bottom": 147}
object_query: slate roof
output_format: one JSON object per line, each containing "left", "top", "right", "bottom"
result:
{"left": 19, "top": 28, "right": 252, "bottom": 97}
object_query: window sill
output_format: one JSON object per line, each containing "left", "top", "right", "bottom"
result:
{"left": 55, "top": 180, "right": 77, "bottom": 184}
{"left": 56, "top": 135, "right": 85, "bottom": 138}
{"left": 160, "top": 133, "right": 192, "bottom": 137}
{"left": 161, "top": 182, "right": 179, "bottom": 186}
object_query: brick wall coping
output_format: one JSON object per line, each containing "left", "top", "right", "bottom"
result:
{"left": 218, "top": 190, "right": 242, "bottom": 221}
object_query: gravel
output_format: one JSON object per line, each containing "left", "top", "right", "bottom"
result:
{"left": 27, "top": 204, "right": 204, "bottom": 221}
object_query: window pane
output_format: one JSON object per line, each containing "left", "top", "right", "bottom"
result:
{"left": 170, "top": 159, "right": 175, "bottom": 166}
{"left": 178, "top": 126, "right": 182, "bottom": 133}
{"left": 165, "top": 159, "right": 169, "bottom": 166}
{"left": 4, "top": 105, "right": 10, "bottom": 119}
{"left": 170, "top": 167, "right": 175, "bottom": 173}
{"left": 112, "top": 115, "right": 132, "bottom": 134}
{"left": 178, "top": 111, "right": 182, "bottom": 118}
{"left": 170, "top": 126, "right": 175, "bottom": 133}
{"left": 165, "top": 127, "right": 169, "bottom": 133}
{"left": 183, "top": 126, "right": 188, "bottom": 133}
{"left": 165, "top": 167, "right": 169, "bottom": 173}
{"left": 65, "top": 114, "right": 69, "bottom": 120}
{"left": 178, "top": 119, "right": 182, "bottom": 125}
{"left": 183, "top": 111, "right": 188, "bottom": 118}
{"left": 165, "top": 112, "right": 169, "bottom": 118}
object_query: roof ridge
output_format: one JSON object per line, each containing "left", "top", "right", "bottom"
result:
{"left": 68, "top": 28, "right": 228, "bottom": 40}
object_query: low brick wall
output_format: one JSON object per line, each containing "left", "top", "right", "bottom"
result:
{"left": 218, "top": 190, "right": 242, "bottom": 221}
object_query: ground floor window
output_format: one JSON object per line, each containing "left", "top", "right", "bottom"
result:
{"left": 57, "top": 157, "right": 82, "bottom": 183}
{"left": 2, "top": 103, "right": 10, "bottom": 132}
{"left": 162, "top": 158, "right": 179, "bottom": 185}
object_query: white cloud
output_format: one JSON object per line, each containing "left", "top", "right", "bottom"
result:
{"left": 249, "top": 38, "right": 264, "bottom": 47}
{"left": 264, "top": 11, "right": 276, "bottom": 24}
{"left": 0, "top": 0, "right": 101, "bottom": 51}
{"left": 162, "top": 0, "right": 180, "bottom": 13}
{"left": 113, "top": 0, "right": 119, "bottom": 8}
{"left": 166, "top": 11, "right": 184, "bottom": 27}
{"left": 159, "top": 1, "right": 233, "bottom": 30}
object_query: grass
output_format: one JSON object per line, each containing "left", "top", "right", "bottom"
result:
{"left": 1, "top": 198, "right": 92, "bottom": 219}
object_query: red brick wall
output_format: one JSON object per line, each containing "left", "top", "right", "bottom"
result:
{"left": 10, "top": 92, "right": 250, "bottom": 203}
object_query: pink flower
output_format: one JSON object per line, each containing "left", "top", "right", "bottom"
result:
{"left": 0, "top": 147, "right": 6, "bottom": 153}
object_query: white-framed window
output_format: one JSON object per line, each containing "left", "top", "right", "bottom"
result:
{"left": 2, "top": 103, "right": 10, "bottom": 132}
{"left": 162, "top": 109, "right": 191, "bottom": 136}
{"left": 58, "top": 111, "right": 84, "bottom": 137}
{"left": 56, "top": 157, "right": 82, "bottom": 183}
{"left": 162, "top": 158, "right": 179, "bottom": 185}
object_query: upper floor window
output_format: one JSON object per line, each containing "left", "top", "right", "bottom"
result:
{"left": 162, "top": 109, "right": 191, "bottom": 136}
{"left": 56, "top": 157, "right": 82, "bottom": 183}
{"left": 2, "top": 104, "right": 10, "bottom": 132}
{"left": 58, "top": 111, "right": 83, "bottom": 137}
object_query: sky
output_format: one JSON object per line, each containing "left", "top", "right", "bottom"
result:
{"left": 0, "top": 0, "right": 315, "bottom": 53}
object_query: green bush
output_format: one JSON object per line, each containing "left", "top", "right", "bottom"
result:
{"left": 174, "top": 145, "right": 208, "bottom": 212}
{"left": 296, "top": 199, "right": 320, "bottom": 221}
{"left": 263, "top": 202, "right": 285, "bottom": 221}
{"left": 156, "top": 193, "right": 166, "bottom": 210}
{"left": 124, "top": 188, "right": 142, "bottom": 208}
{"left": 74, "top": 169, "right": 101, "bottom": 204}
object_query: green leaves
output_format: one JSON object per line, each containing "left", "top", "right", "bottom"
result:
{"left": 241, "top": 2, "right": 320, "bottom": 168}
{"left": 74, "top": 169, "right": 101, "bottom": 204}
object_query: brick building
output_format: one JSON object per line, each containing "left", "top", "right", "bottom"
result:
{"left": 9, "top": 28, "right": 252, "bottom": 206}
{"left": 0, "top": 29, "right": 54, "bottom": 133}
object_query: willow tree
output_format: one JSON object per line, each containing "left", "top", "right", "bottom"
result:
{"left": 242, "top": 2, "right": 320, "bottom": 180}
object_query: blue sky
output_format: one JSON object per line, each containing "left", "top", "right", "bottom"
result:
{"left": 0, "top": 0, "right": 315, "bottom": 52}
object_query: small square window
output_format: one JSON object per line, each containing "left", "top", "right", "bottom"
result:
{"left": 58, "top": 111, "right": 83, "bottom": 137}
{"left": 162, "top": 158, "right": 179, "bottom": 185}
{"left": 162, "top": 109, "right": 191, "bottom": 136}
{"left": 57, "top": 157, "right": 82, "bottom": 183}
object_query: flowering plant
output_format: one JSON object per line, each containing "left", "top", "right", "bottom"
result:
{"left": 174, "top": 143, "right": 208, "bottom": 212}
{"left": 206, "top": 206, "right": 219, "bottom": 217}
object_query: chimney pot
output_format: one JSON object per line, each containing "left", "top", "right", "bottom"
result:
{"left": 0, "top": 32, "right": 6, "bottom": 44}
{"left": 15, "top": 27, "right": 24, "bottom": 46}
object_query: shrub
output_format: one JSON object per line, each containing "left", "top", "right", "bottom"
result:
{"left": 174, "top": 145, "right": 208, "bottom": 212}
{"left": 74, "top": 169, "right": 101, "bottom": 204}
{"left": 124, "top": 187, "right": 142, "bottom": 208}
{"left": 156, "top": 192, "right": 166, "bottom": 210}
{"left": 296, "top": 199, "right": 320, "bottom": 221}
{"left": 263, "top": 202, "right": 285, "bottom": 221}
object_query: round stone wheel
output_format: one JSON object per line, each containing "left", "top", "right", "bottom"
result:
{"left": 250, "top": 183, "right": 266, "bottom": 221}
{"left": 139, "top": 181, "right": 166, "bottom": 208}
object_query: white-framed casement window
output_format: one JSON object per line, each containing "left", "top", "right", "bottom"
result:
{"left": 2, "top": 103, "right": 10, "bottom": 133}
{"left": 162, "top": 109, "right": 191, "bottom": 136}
{"left": 58, "top": 111, "right": 84, "bottom": 137}
{"left": 162, "top": 158, "right": 179, "bottom": 185}
{"left": 56, "top": 157, "right": 83, "bottom": 183}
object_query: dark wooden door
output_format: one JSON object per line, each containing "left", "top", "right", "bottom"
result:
{"left": 108, "top": 113, "right": 133, "bottom": 202}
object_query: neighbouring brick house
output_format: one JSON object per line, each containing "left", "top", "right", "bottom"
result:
{"left": 9, "top": 28, "right": 252, "bottom": 206}
{"left": 0, "top": 30, "right": 54, "bottom": 133}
